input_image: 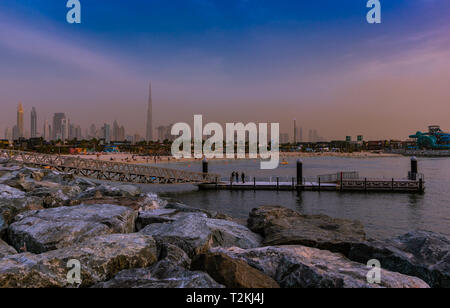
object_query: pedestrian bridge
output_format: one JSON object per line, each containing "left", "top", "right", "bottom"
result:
{"left": 0, "top": 150, "right": 220, "bottom": 184}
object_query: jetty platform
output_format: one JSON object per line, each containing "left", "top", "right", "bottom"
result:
{"left": 197, "top": 157, "right": 425, "bottom": 194}
{"left": 198, "top": 178, "right": 425, "bottom": 193}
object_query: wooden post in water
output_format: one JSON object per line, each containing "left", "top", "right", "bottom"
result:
{"left": 409, "top": 156, "right": 418, "bottom": 180}
{"left": 202, "top": 158, "right": 208, "bottom": 174}
{"left": 297, "top": 159, "right": 303, "bottom": 188}
{"left": 318, "top": 178, "right": 321, "bottom": 192}
{"left": 277, "top": 177, "right": 280, "bottom": 191}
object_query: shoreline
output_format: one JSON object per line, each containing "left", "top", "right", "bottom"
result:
{"left": 65, "top": 151, "right": 402, "bottom": 165}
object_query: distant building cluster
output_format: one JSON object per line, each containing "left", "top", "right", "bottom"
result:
{"left": 2, "top": 83, "right": 173, "bottom": 145}
{"left": 280, "top": 120, "right": 326, "bottom": 145}
{"left": 3, "top": 103, "right": 143, "bottom": 144}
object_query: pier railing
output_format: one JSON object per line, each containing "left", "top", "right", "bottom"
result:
{"left": 0, "top": 150, "right": 220, "bottom": 184}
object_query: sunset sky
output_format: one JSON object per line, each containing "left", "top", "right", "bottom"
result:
{"left": 0, "top": 0, "right": 449, "bottom": 140}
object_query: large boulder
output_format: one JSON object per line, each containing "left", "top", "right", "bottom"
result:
{"left": 0, "top": 197, "right": 44, "bottom": 237}
{"left": 166, "top": 202, "right": 241, "bottom": 223}
{"left": 248, "top": 206, "right": 366, "bottom": 255}
{"left": 0, "top": 239, "right": 17, "bottom": 258}
{"left": 92, "top": 265, "right": 224, "bottom": 288}
{"left": 0, "top": 233, "right": 159, "bottom": 288}
{"left": 0, "top": 184, "right": 26, "bottom": 199}
{"left": 77, "top": 184, "right": 141, "bottom": 199}
{"left": 192, "top": 252, "right": 280, "bottom": 288}
{"left": 7, "top": 204, "right": 137, "bottom": 254}
{"left": 213, "top": 246, "right": 429, "bottom": 288}
{"left": 93, "top": 241, "right": 220, "bottom": 288}
{"left": 348, "top": 230, "right": 450, "bottom": 288}
{"left": 41, "top": 171, "right": 75, "bottom": 185}
{"left": 140, "top": 213, "right": 262, "bottom": 257}
{"left": 136, "top": 209, "right": 178, "bottom": 231}
{"left": 157, "top": 242, "right": 192, "bottom": 270}
{"left": 26, "top": 187, "right": 78, "bottom": 208}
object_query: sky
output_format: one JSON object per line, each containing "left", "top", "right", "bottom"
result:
{"left": 0, "top": 0, "right": 449, "bottom": 140}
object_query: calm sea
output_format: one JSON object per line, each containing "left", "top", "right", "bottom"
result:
{"left": 141, "top": 157, "right": 450, "bottom": 239}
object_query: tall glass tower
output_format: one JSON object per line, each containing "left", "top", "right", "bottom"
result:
{"left": 146, "top": 82, "right": 153, "bottom": 142}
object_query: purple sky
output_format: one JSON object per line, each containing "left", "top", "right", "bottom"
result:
{"left": 1, "top": 1, "right": 449, "bottom": 140}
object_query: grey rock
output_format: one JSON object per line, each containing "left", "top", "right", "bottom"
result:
{"left": 27, "top": 187, "right": 73, "bottom": 208}
{"left": 140, "top": 213, "right": 262, "bottom": 257}
{"left": 248, "top": 206, "right": 366, "bottom": 255}
{"left": 166, "top": 202, "right": 239, "bottom": 222}
{"left": 0, "top": 196, "right": 43, "bottom": 237}
{"left": 0, "top": 233, "right": 159, "bottom": 288}
{"left": 0, "top": 184, "right": 26, "bottom": 199}
{"left": 92, "top": 265, "right": 224, "bottom": 288}
{"left": 8, "top": 204, "right": 137, "bottom": 254}
{"left": 348, "top": 230, "right": 450, "bottom": 288}
{"left": 136, "top": 209, "right": 178, "bottom": 231}
{"left": 30, "top": 171, "right": 44, "bottom": 182}
{"left": 213, "top": 246, "right": 429, "bottom": 288}
{"left": 77, "top": 184, "right": 141, "bottom": 200}
{"left": 191, "top": 252, "right": 280, "bottom": 288}
{"left": 70, "top": 178, "right": 98, "bottom": 190}
{"left": 42, "top": 171, "right": 75, "bottom": 184}
{"left": 0, "top": 239, "right": 17, "bottom": 258}
{"left": 157, "top": 242, "right": 192, "bottom": 269}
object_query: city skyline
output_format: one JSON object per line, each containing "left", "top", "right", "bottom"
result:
{"left": 3, "top": 101, "right": 332, "bottom": 144}
{"left": 1, "top": 1, "right": 450, "bottom": 140}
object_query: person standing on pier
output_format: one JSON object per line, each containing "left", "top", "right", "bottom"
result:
{"left": 241, "top": 172, "right": 246, "bottom": 184}
{"left": 235, "top": 172, "right": 239, "bottom": 183}
{"left": 231, "top": 172, "right": 235, "bottom": 183}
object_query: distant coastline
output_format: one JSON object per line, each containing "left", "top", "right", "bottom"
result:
{"left": 65, "top": 151, "right": 402, "bottom": 165}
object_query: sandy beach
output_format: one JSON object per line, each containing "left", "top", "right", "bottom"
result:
{"left": 65, "top": 151, "right": 402, "bottom": 165}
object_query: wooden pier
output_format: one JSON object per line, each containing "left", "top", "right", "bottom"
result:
{"left": 0, "top": 150, "right": 220, "bottom": 184}
{"left": 198, "top": 178, "right": 425, "bottom": 193}
{"left": 198, "top": 158, "right": 425, "bottom": 194}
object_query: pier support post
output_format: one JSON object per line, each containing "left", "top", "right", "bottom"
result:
{"left": 296, "top": 159, "right": 303, "bottom": 187}
{"left": 202, "top": 158, "right": 208, "bottom": 174}
{"left": 409, "top": 157, "right": 418, "bottom": 180}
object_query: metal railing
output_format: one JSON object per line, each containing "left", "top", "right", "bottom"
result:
{"left": 0, "top": 150, "right": 220, "bottom": 184}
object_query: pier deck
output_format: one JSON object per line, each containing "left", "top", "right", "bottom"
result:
{"left": 198, "top": 178, "right": 425, "bottom": 193}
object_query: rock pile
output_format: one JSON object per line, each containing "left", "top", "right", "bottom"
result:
{"left": 0, "top": 163, "right": 447, "bottom": 288}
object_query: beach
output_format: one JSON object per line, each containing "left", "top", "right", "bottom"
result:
{"left": 66, "top": 151, "right": 402, "bottom": 165}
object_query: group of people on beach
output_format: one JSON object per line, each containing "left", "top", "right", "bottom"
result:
{"left": 231, "top": 171, "right": 246, "bottom": 183}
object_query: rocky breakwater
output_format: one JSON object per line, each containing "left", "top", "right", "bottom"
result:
{"left": 246, "top": 206, "right": 448, "bottom": 288}
{"left": 0, "top": 162, "right": 446, "bottom": 288}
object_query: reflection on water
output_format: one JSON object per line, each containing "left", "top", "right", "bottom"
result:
{"left": 140, "top": 157, "right": 450, "bottom": 239}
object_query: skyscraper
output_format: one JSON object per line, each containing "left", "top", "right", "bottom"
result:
{"left": 17, "top": 103, "right": 24, "bottom": 138}
{"left": 113, "top": 120, "right": 120, "bottom": 142}
{"left": 308, "top": 129, "right": 313, "bottom": 143}
{"left": 43, "top": 120, "right": 50, "bottom": 141}
{"left": 31, "top": 107, "right": 37, "bottom": 138}
{"left": 61, "top": 118, "right": 69, "bottom": 142}
{"left": 146, "top": 82, "right": 153, "bottom": 142}
{"left": 293, "top": 119, "right": 297, "bottom": 144}
{"left": 52, "top": 113, "right": 66, "bottom": 140}
{"left": 103, "top": 123, "right": 111, "bottom": 144}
